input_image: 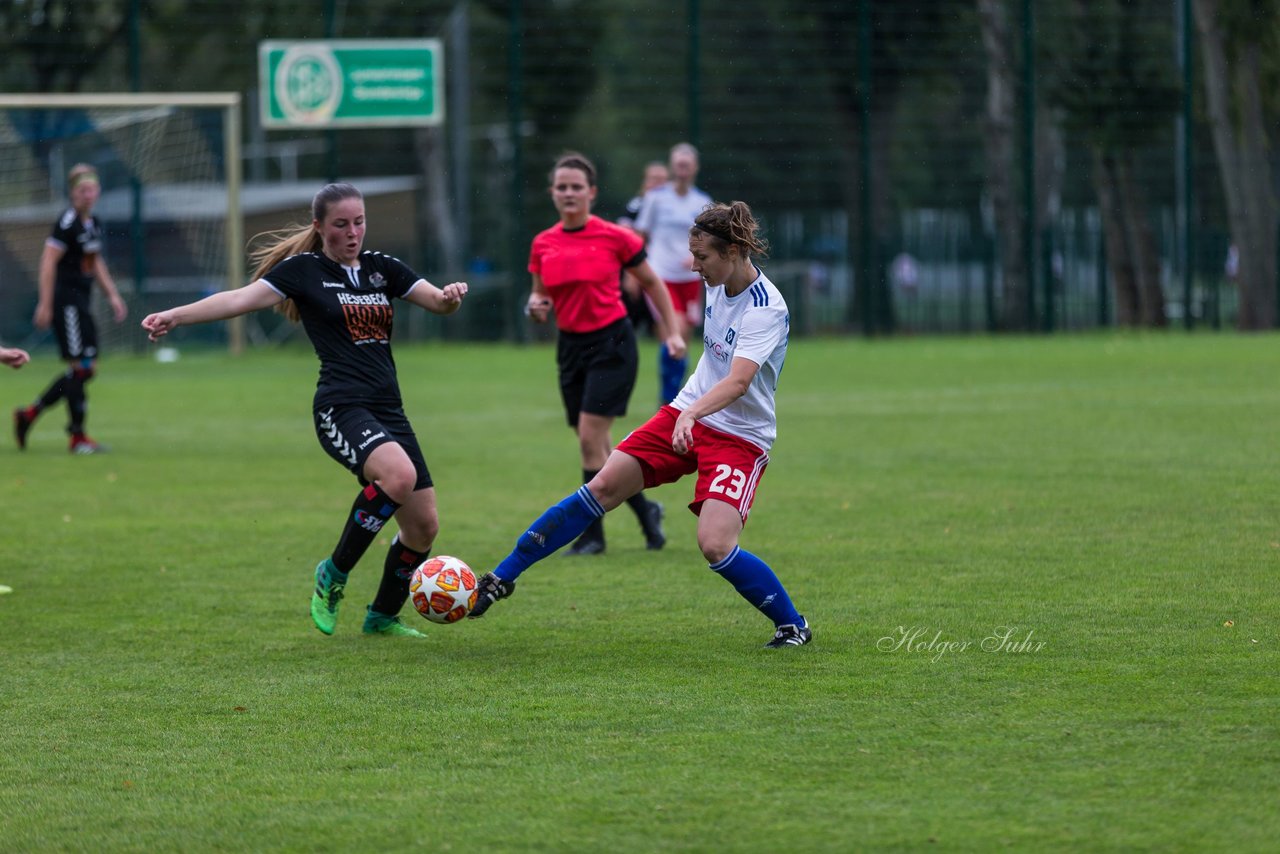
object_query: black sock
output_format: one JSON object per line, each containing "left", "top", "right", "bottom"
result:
{"left": 578, "top": 469, "right": 604, "bottom": 543}
{"left": 35, "top": 369, "right": 70, "bottom": 413}
{"left": 65, "top": 366, "right": 91, "bottom": 435}
{"left": 625, "top": 491, "right": 651, "bottom": 521}
{"left": 331, "top": 482, "right": 400, "bottom": 573}
{"left": 578, "top": 515, "right": 605, "bottom": 544}
{"left": 371, "top": 536, "right": 427, "bottom": 616}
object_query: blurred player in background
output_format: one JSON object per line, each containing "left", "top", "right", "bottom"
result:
{"left": 525, "top": 152, "right": 686, "bottom": 555}
{"left": 13, "top": 164, "right": 127, "bottom": 454}
{"left": 617, "top": 161, "right": 670, "bottom": 337}
{"left": 472, "top": 200, "right": 811, "bottom": 649}
{"left": 142, "top": 182, "right": 469, "bottom": 639}
{"left": 635, "top": 143, "right": 712, "bottom": 405}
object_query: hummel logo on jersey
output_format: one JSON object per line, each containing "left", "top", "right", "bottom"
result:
{"left": 357, "top": 431, "right": 386, "bottom": 451}
{"left": 322, "top": 280, "right": 345, "bottom": 288}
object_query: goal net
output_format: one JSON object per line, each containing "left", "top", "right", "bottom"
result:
{"left": 0, "top": 93, "right": 243, "bottom": 354}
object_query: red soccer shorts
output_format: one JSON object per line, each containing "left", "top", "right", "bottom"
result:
{"left": 645, "top": 278, "right": 704, "bottom": 328}
{"left": 615, "top": 405, "right": 770, "bottom": 523}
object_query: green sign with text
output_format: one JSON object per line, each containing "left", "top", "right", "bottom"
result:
{"left": 259, "top": 39, "right": 443, "bottom": 129}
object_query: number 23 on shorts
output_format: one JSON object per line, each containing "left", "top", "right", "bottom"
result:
{"left": 708, "top": 463, "right": 747, "bottom": 499}
{"left": 698, "top": 458, "right": 767, "bottom": 521}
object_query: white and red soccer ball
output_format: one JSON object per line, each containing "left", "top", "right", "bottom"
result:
{"left": 410, "top": 555, "right": 478, "bottom": 624}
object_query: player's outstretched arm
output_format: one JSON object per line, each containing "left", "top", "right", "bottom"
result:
{"left": 405, "top": 279, "right": 469, "bottom": 315}
{"left": 141, "top": 280, "right": 283, "bottom": 341}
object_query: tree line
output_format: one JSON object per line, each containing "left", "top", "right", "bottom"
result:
{"left": 3, "top": 0, "right": 1276, "bottom": 330}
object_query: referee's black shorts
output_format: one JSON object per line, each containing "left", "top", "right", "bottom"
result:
{"left": 556, "top": 317, "right": 639, "bottom": 428}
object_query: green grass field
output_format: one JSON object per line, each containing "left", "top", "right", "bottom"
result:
{"left": 1, "top": 334, "right": 1277, "bottom": 851}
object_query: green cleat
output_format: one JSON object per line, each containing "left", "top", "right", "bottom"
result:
{"left": 310, "top": 558, "right": 347, "bottom": 635}
{"left": 362, "top": 607, "right": 427, "bottom": 638}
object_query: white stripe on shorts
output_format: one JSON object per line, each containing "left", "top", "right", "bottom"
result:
{"left": 739, "top": 452, "right": 770, "bottom": 521}
{"left": 63, "top": 305, "right": 83, "bottom": 356}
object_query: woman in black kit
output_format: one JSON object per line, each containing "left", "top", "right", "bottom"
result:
{"left": 14, "top": 164, "right": 127, "bottom": 454}
{"left": 143, "top": 183, "right": 468, "bottom": 639}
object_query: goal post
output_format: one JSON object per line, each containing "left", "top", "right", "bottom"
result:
{"left": 0, "top": 92, "right": 245, "bottom": 353}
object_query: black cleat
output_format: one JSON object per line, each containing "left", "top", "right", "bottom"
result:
{"left": 640, "top": 500, "right": 666, "bottom": 550}
{"left": 565, "top": 518, "right": 606, "bottom": 556}
{"left": 565, "top": 535, "right": 605, "bottom": 556}
{"left": 13, "top": 407, "right": 33, "bottom": 451}
{"left": 765, "top": 619, "right": 812, "bottom": 648}
{"left": 468, "top": 572, "right": 516, "bottom": 619}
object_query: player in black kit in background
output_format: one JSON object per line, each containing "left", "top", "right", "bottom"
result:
{"left": 14, "top": 164, "right": 128, "bottom": 454}
{"left": 142, "top": 183, "right": 469, "bottom": 639}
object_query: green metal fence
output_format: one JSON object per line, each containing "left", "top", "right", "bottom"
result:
{"left": 0, "top": 0, "right": 1269, "bottom": 349}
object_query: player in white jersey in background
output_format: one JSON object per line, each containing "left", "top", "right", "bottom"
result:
{"left": 635, "top": 143, "right": 713, "bottom": 405}
{"left": 470, "top": 200, "right": 811, "bottom": 648}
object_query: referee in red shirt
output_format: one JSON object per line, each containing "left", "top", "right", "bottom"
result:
{"left": 526, "top": 152, "right": 687, "bottom": 555}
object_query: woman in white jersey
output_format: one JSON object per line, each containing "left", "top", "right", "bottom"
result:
{"left": 635, "top": 143, "right": 712, "bottom": 405}
{"left": 468, "top": 201, "right": 811, "bottom": 648}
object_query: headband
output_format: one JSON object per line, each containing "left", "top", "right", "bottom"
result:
{"left": 693, "top": 222, "right": 734, "bottom": 244}
{"left": 69, "top": 171, "right": 100, "bottom": 190}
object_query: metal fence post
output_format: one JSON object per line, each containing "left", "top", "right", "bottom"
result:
{"left": 1042, "top": 225, "right": 1054, "bottom": 331}
{"left": 508, "top": 0, "right": 525, "bottom": 343}
{"left": 858, "top": 0, "right": 873, "bottom": 336}
{"left": 128, "top": 0, "right": 147, "bottom": 305}
{"left": 1098, "top": 231, "right": 1109, "bottom": 327}
{"left": 1022, "top": 0, "right": 1037, "bottom": 332}
{"left": 1180, "top": 0, "right": 1195, "bottom": 330}
{"left": 688, "top": 0, "right": 701, "bottom": 148}
{"left": 324, "top": 0, "right": 340, "bottom": 183}
{"left": 1275, "top": 219, "right": 1280, "bottom": 327}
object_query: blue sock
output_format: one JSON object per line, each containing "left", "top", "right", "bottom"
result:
{"left": 709, "top": 546, "right": 803, "bottom": 627}
{"left": 659, "top": 344, "right": 687, "bottom": 404}
{"left": 494, "top": 486, "right": 606, "bottom": 582}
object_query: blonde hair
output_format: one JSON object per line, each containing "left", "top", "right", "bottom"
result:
{"left": 691, "top": 201, "right": 769, "bottom": 259}
{"left": 639, "top": 161, "right": 669, "bottom": 193}
{"left": 67, "top": 163, "right": 99, "bottom": 192}
{"left": 669, "top": 142, "right": 699, "bottom": 162}
{"left": 249, "top": 183, "right": 363, "bottom": 322}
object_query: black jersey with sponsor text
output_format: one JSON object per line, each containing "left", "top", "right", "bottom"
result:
{"left": 48, "top": 207, "right": 104, "bottom": 297}
{"left": 261, "top": 251, "right": 421, "bottom": 409}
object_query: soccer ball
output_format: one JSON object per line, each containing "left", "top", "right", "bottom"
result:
{"left": 410, "top": 555, "right": 478, "bottom": 624}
